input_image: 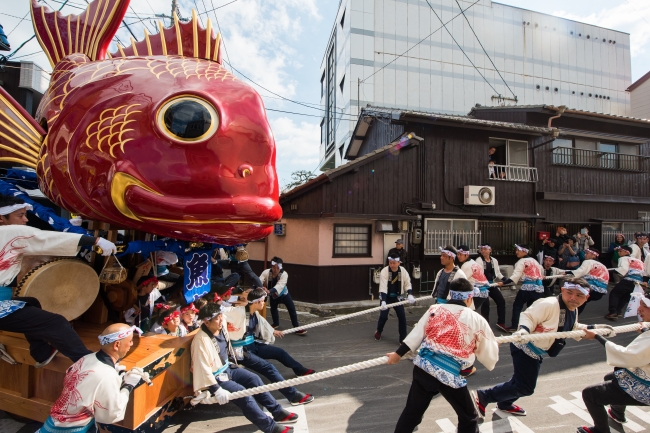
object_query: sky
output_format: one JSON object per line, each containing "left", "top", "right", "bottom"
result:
{"left": 3, "top": 0, "right": 650, "bottom": 188}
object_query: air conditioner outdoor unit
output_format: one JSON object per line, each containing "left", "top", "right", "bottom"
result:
{"left": 464, "top": 185, "right": 495, "bottom": 206}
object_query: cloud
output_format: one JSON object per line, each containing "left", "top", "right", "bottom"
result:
{"left": 552, "top": 0, "right": 650, "bottom": 57}
{"left": 270, "top": 116, "right": 320, "bottom": 186}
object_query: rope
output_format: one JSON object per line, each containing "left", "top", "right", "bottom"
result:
{"left": 280, "top": 296, "right": 433, "bottom": 335}
{"left": 206, "top": 322, "right": 647, "bottom": 401}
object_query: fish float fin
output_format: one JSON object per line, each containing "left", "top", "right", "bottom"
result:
{"left": 0, "top": 87, "right": 46, "bottom": 169}
{"left": 110, "top": 9, "right": 223, "bottom": 64}
{"left": 30, "top": 0, "right": 130, "bottom": 68}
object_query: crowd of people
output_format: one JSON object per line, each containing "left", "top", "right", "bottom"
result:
{"left": 2, "top": 191, "right": 650, "bottom": 433}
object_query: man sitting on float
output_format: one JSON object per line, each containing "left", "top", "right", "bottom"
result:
{"left": 0, "top": 194, "right": 116, "bottom": 367}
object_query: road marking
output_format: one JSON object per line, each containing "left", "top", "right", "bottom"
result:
{"left": 550, "top": 392, "right": 645, "bottom": 432}
{"left": 264, "top": 399, "right": 309, "bottom": 432}
{"left": 433, "top": 414, "right": 535, "bottom": 433}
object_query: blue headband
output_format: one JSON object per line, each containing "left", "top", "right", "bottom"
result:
{"left": 449, "top": 290, "right": 473, "bottom": 300}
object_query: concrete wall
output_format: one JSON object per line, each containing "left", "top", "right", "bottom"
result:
{"left": 630, "top": 78, "right": 650, "bottom": 120}
{"left": 248, "top": 218, "right": 387, "bottom": 267}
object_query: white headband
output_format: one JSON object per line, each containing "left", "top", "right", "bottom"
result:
{"left": 479, "top": 245, "right": 491, "bottom": 251}
{"left": 388, "top": 256, "right": 401, "bottom": 262}
{"left": 249, "top": 295, "right": 267, "bottom": 304}
{"left": 515, "top": 244, "right": 529, "bottom": 253}
{"left": 98, "top": 326, "right": 142, "bottom": 345}
{"left": 449, "top": 290, "right": 473, "bottom": 300}
{"left": 438, "top": 247, "right": 456, "bottom": 258}
{"left": 456, "top": 248, "right": 470, "bottom": 254}
{"left": 202, "top": 311, "right": 223, "bottom": 321}
{"left": 271, "top": 261, "right": 283, "bottom": 269}
{"left": 562, "top": 282, "right": 590, "bottom": 296}
{"left": 585, "top": 249, "right": 599, "bottom": 257}
{"left": 0, "top": 203, "right": 33, "bottom": 216}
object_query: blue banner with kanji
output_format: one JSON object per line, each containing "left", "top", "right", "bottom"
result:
{"left": 183, "top": 245, "right": 216, "bottom": 303}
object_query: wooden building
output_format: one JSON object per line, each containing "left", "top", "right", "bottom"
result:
{"left": 248, "top": 105, "right": 650, "bottom": 304}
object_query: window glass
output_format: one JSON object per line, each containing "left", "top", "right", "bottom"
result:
{"left": 624, "top": 222, "right": 645, "bottom": 232}
{"left": 574, "top": 139, "right": 596, "bottom": 150}
{"left": 598, "top": 142, "right": 617, "bottom": 153}
{"left": 508, "top": 140, "right": 528, "bottom": 166}
{"left": 426, "top": 220, "right": 451, "bottom": 231}
{"left": 452, "top": 220, "right": 475, "bottom": 231}
{"left": 553, "top": 138, "right": 573, "bottom": 148}
{"left": 618, "top": 144, "right": 639, "bottom": 155}
{"left": 333, "top": 225, "right": 371, "bottom": 257}
{"left": 602, "top": 222, "right": 622, "bottom": 232}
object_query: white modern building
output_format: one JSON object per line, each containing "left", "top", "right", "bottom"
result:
{"left": 319, "top": 0, "right": 632, "bottom": 170}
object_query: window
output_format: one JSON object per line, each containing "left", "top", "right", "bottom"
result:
{"left": 320, "top": 72, "right": 325, "bottom": 98}
{"left": 326, "top": 39, "right": 336, "bottom": 151}
{"left": 340, "top": 9, "right": 345, "bottom": 28}
{"left": 479, "top": 221, "right": 534, "bottom": 255}
{"left": 640, "top": 212, "right": 650, "bottom": 221}
{"left": 601, "top": 221, "right": 647, "bottom": 252}
{"left": 423, "top": 219, "right": 480, "bottom": 255}
{"left": 489, "top": 138, "right": 529, "bottom": 166}
{"left": 333, "top": 224, "right": 371, "bottom": 257}
{"left": 320, "top": 118, "right": 325, "bottom": 144}
{"left": 551, "top": 138, "right": 643, "bottom": 171}
{"left": 340, "top": 74, "right": 345, "bottom": 93}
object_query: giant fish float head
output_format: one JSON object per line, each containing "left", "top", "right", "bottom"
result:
{"left": 0, "top": 0, "right": 282, "bottom": 244}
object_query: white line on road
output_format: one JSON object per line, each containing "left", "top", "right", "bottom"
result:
{"left": 434, "top": 413, "right": 535, "bottom": 433}
{"left": 435, "top": 417, "right": 456, "bottom": 432}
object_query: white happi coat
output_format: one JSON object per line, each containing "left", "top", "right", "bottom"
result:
{"left": 378, "top": 266, "right": 412, "bottom": 297}
{"left": 571, "top": 259, "right": 609, "bottom": 293}
{"left": 191, "top": 326, "right": 235, "bottom": 392}
{"left": 515, "top": 296, "right": 587, "bottom": 358}
{"left": 510, "top": 257, "right": 544, "bottom": 292}
{"left": 460, "top": 259, "right": 490, "bottom": 298}
{"left": 403, "top": 303, "right": 498, "bottom": 388}
{"left": 0, "top": 225, "right": 82, "bottom": 318}
{"left": 608, "top": 330, "right": 650, "bottom": 405}
{"left": 48, "top": 353, "right": 129, "bottom": 428}
{"left": 226, "top": 307, "right": 275, "bottom": 344}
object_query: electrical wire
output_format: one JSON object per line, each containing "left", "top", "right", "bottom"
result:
{"left": 5, "top": 12, "right": 31, "bottom": 34}
{"left": 454, "top": 0, "right": 516, "bottom": 100}
{"left": 362, "top": 0, "right": 480, "bottom": 83}
{"left": 209, "top": 0, "right": 233, "bottom": 72}
{"left": 195, "top": 0, "right": 205, "bottom": 27}
{"left": 426, "top": 0, "right": 500, "bottom": 97}
{"left": 199, "top": 0, "right": 239, "bottom": 16}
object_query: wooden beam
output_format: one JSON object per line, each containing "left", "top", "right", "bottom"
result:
{"left": 536, "top": 191, "right": 650, "bottom": 204}
{"left": 19, "top": 363, "right": 34, "bottom": 399}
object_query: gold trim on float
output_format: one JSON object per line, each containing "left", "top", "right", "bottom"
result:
{"left": 0, "top": 98, "right": 44, "bottom": 144}
{"left": 158, "top": 21, "right": 167, "bottom": 56}
{"left": 144, "top": 28, "right": 152, "bottom": 56}
{"left": 41, "top": 6, "right": 60, "bottom": 64}
{"left": 130, "top": 37, "right": 139, "bottom": 56}
{"left": 67, "top": 15, "right": 72, "bottom": 55}
{"left": 213, "top": 32, "right": 221, "bottom": 62}
{"left": 0, "top": 157, "right": 36, "bottom": 169}
{"left": 110, "top": 172, "right": 162, "bottom": 221}
{"left": 192, "top": 9, "right": 198, "bottom": 58}
{"left": 85, "top": 0, "right": 102, "bottom": 55}
{"left": 75, "top": 13, "right": 81, "bottom": 53}
{"left": 31, "top": 4, "right": 54, "bottom": 68}
{"left": 117, "top": 43, "right": 125, "bottom": 57}
{"left": 79, "top": 5, "right": 89, "bottom": 57}
{"left": 0, "top": 120, "right": 41, "bottom": 156}
{"left": 205, "top": 19, "right": 212, "bottom": 59}
{"left": 144, "top": 216, "right": 273, "bottom": 225}
{"left": 173, "top": 11, "right": 183, "bottom": 56}
{"left": 54, "top": 10, "right": 66, "bottom": 58}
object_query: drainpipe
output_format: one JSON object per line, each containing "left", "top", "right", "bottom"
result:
{"left": 548, "top": 105, "right": 566, "bottom": 128}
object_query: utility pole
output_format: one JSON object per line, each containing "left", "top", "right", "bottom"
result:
{"left": 155, "top": 0, "right": 189, "bottom": 26}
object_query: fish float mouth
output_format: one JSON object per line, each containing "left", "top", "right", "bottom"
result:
{"left": 110, "top": 172, "right": 277, "bottom": 226}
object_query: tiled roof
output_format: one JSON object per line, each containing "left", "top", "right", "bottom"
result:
{"left": 366, "top": 106, "right": 555, "bottom": 134}
{"left": 469, "top": 104, "right": 650, "bottom": 124}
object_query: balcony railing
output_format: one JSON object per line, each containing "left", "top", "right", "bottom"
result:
{"left": 488, "top": 164, "right": 538, "bottom": 182}
{"left": 552, "top": 147, "right": 649, "bottom": 172}
{"left": 424, "top": 230, "right": 481, "bottom": 255}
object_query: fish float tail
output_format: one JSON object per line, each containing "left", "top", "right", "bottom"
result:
{"left": 0, "top": 87, "right": 46, "bottom": 169}
{"left": 30, "top": 0, "right": 130, "bottom": 67}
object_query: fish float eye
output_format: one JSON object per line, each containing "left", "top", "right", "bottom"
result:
{"left": 156, "top": 96, "right": 219, "bottom": 142}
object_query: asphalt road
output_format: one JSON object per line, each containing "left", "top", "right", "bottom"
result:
{"left": 161, "top": 298, "right": 650, "bottom": 433}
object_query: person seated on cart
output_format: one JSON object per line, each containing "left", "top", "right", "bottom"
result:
{"left": 0, "top": 194, "right": 116, "bottom": 367}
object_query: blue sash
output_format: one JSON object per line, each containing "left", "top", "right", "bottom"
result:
{"left": 525, "top": 342, "right": 547, "bottom": 358}
{"left": 419, "top": 348, "right": 461, "bottom": 376}
{"left": 231, "top": 335, "right": 254, "bottom": 348}
{"left": 0, "top": 287, "right": 12, "bottom": 301}
{"left": 214, "top": 360, "right": 230, "bottom": 377}
{"left": 38, "top": 416, "right": 94, "bottom": 433}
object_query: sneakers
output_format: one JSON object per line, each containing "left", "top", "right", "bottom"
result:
{"left": 274, "top": 409, "right": 298, "bottom": 424}
{"left": 0, "top": 342, "right": 17, "bottom": 365}
{"left": 290, "top": 392, "right": 314, "bottom": 406}
{"left": 295, "top": 329, "right": 307, "bottom": 336}
{"left": 35, "top": 348, "right": 58, "bottom": 369}
{"left": 608, "top": 407, "right": 627, "bottom": 424}
{"left": 576, "top": 427, "right": 596, "bottom": 433}
{"left": 496, "top": 324, "right": 510, "bottom": 333}
{"left": 300, "top": 369, "right": 315, "bottom": 376}
{"left": 460, "top": 366, "right": 476, "bottom": 377}
{"left": 471, "top": 390, "right": 486, "bottom": 419}
{"left": 604, "top": 313, "right": 618, "bottom": 321}
{"left": 498, "top": 404, "right": 527, "bottom": 416}
{"left": 374, "top": 331, "right": 382, "bottom": 341}
{"left": 272, "top": 425, "right": 294, "bottom": 433}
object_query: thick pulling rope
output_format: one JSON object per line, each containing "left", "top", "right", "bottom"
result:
{"left": 280, "top": 296, "right": 433, "bottom": 335}
{"left": 203, "top": 322, "right": 647, "bottom": 402}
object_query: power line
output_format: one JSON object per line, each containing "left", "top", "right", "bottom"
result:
{"left": 454, "top": 0, "right": 516, "bottom": 100}
{"left": 361, "top": 0, "right": 480, "bottom": 83}
{"left": 266, "top": 107, "right": 357, "bottom": 120}
{"left": 209, "top": 0, "right": 232, "bottom": 72}
{"left": 199, "top": 0, "right": 239, "bottom": 16}
{"left": 5, "top": 11, "right": 30, "bottom": 34}
{"left": 426, "top": 0, "right": 500, "bottom": 96}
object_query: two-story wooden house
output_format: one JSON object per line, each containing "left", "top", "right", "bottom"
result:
{"left": 247, "top": 105, "right": 650, "bottom": 304}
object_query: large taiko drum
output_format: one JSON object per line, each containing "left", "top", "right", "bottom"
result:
{"left": 15, "top": 258, "right": 100, "bottom": 320}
